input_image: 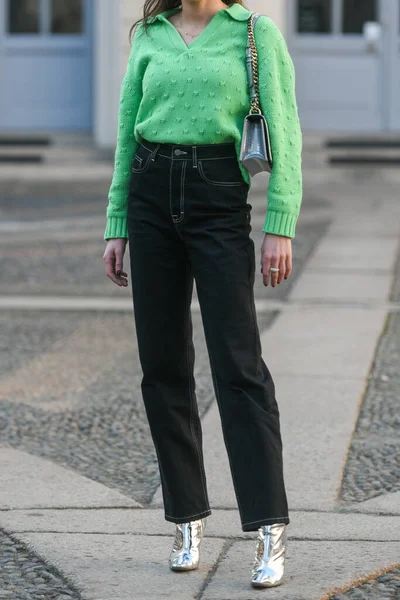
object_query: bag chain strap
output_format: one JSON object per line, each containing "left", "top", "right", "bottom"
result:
{"left": 248, "top": 14, "right": 261, "bottom": 115}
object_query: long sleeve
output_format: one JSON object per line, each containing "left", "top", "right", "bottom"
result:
{"left": 104, "top": 27, "right": 145, "bottom": 240}
{"left": 256, "top": 19, "right": 303, "bottom": 239}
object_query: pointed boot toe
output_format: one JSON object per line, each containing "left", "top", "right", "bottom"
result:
{"left": 251, "top": 523, "right": 286, "bottom": 588}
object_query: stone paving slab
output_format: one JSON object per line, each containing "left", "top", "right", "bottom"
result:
{"left": 13, "top": 532, "right": 225, "bottom": 600}
{"left": 0, "top": 448, "right": 141, "bottom": 509}
{"left": 290, "top": 272, "right": 392, "bottom": 303}
{"left": 1, "top": 509, "right": 400, "bottom": 542}
{"left": 261, "top": 308, "right": 387, "bottom": 379}
{"left": 306, "top": 237, "right": 399, "bottom": 271}
{"left": 201, "top": 541, "right": 400, "bottom": 600}
{"left": 343, "top": 492, "right": 400, "bottom": 515}
{"left": 327, "top": 211, "right": 400, "bottom": 238}
{"left": 277, "top": 376, "right": 369, "bottom": 512}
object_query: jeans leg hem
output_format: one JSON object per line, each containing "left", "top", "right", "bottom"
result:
{"left": 242, "top": 516, "right": 290, "bottom": 531}
{"left": 165, "top": 509, "right": 212, "bottom": 524}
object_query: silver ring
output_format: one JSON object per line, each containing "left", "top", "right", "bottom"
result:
{"left": 270, "top": 268, "right": 280, "bottom": 273}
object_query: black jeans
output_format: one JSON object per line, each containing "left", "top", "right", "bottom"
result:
{"left": 127, "top": 139, "right": 289, "bottom": 531}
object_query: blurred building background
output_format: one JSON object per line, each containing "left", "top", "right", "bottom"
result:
{"left": 0, "top": 0, "right": 398, "bottom": 153}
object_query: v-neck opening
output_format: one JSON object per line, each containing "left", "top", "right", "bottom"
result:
{"left": 160, "top": 7, "right": 229, "bottom": 52}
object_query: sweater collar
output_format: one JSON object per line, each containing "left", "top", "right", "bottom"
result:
{"left": 153, "top": 3, "right": 253, "bottom": 24}
{"left": 223, "top": 3, "right": 253, "bottom": 21}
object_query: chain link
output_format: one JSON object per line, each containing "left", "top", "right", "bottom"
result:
{"left": 248, "top": 15, "right": 261, "bottom": 114}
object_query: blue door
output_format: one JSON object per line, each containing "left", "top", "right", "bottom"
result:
{"left": 288, "top": 0, "right": 384, "bottom": 131}
{"left": 0, "top": 0, "right": 93, "bottom": 131}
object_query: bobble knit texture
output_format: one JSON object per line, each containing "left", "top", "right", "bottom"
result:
{"left": 105, "top": 4, "right": 302, "bottom": 240}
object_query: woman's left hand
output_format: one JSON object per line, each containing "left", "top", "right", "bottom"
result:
{"left": 261, "top": 233, "right": 292, "bottom": 287}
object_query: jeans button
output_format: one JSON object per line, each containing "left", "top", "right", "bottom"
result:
{"left": 174, "top": 149, "right": 181, "bottom": 156}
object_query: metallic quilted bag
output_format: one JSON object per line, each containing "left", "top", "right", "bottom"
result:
{"left": 240, "top": 13, "right": 273, "bottom": 176}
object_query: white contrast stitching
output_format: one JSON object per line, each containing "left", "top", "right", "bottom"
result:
{"left": 198, "top": 160, "right": 243, "bottom": 187}
{"left": 185, "top": 263, "right": 210, "bottom": 510}
{"left": 205, "top": 350, "right": 245, "bottom": 522}
{"left": 242, "top": 516, "right": 289, "bottom": 526}
{"left": 169, "top": 154, "right": 174, "bottom": 221}
{"left": 165, "top": 509, "right": 212, "bottom": 520}
{"left": 173, "top": 160, "right": 186, "bottom": 224}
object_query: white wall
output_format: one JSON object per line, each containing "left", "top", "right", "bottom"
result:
{"left": 93, "top": 0, "right": 122, "bottom": 147}
{"left": 247, "top": 0, "right": 286, "bottom": 33}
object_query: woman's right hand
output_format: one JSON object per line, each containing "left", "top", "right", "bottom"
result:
{"left": 103, "top": 238, "right": 129, "bottom": 287}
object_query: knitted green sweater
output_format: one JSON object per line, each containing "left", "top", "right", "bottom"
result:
{"left": 105, "top": 3, "right": 302, "bottom": 240}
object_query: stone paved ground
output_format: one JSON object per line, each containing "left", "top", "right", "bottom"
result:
{"left": 329, "top": 569, "right": 400, "bottom": 600}
{"left": 0, "top": 142, "right": 399, "bottom": 599}
{"left": 0, "top": 179, "right": 328, "bottom": 505}
{"left": 0, "top": 531, "right": 81, "bottom": 600}
{"left": 340, "top": 312, "right": 400, "bottom": 504}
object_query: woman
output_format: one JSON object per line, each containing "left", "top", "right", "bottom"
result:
{"left": 103, "top": 0, "right": 302, "bottom": 589}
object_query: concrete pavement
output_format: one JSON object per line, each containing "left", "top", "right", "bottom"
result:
{"left": 0, "top": 136, "right": 399, "bottom": 599}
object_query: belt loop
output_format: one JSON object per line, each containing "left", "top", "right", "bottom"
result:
{"left": 192, "top": 146, "right": 198, "bottom": 169}
{"left": 151, "top": 143, "right": 160, "bottom": 161}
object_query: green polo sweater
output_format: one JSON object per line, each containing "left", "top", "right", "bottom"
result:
{"left": 105, "top": 3, "right": 302, "bottom": 240}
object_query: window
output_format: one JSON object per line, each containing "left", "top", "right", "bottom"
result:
{"left": 297, "top": 0, "right": 332, "bottom": 34}
{"left": 7, "top": 0, "right": 84, "bottom": 36}
{"left": 342, "top": 0, "right": 377, "bottom": 34}
{"left": 8, "top": 0, "right": 40, "bottom": 34}
{"left": 51, "top": 0, "right": 83, "bottom": 34}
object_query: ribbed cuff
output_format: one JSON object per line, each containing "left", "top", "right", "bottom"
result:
{"left": 104, "top": 217, "right": 129, "bottom": 241}
{"left": 262, "top": 210, "right": 298, "bottom": 239}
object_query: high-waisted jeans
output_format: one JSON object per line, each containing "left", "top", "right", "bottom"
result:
{"left": 127, "top": 139, "right": 289, "bottom": 531}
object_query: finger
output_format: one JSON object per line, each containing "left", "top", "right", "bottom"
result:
{"left": 104, "top": 256, "right": 115, "bottom": 277}
{"left": 104, "top": 256, "right": 121, "bottom": 286}
{"left": 270, "top": 256, "right": 280, "bottom": 287}
{"left": 262, "top": 254, "right": 272, "bottom": 286}
{"left": 285, "top": 253, "right": 293, "bottom": 280}
{"left": 277, "top": 256, "right": 286, "bottom": 284}
{"left": 118, "top": 274, "right": 129, "bottom": 287}
{"left": 115, "top": 253, "right": 123, "bottom": 277}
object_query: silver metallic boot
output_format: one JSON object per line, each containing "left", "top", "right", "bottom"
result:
{"left": 251, "top": 523, "right": 287, "bottom": 588}
{"left": 169, "top": 518, "right": 206, "bottom": 571}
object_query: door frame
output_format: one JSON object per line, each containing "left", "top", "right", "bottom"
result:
{"left": 384, "top": 0, "right": 400, "bottom": 130}
{"left": 0, "top": 1, "right": 5, "bottom": 126}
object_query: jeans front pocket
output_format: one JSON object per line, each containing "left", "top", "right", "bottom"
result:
{"left": 198, "top": 157, "right": 244, "bottom": 187}
{"left": 131, "top": 144, "right": 153, "bottom": 174}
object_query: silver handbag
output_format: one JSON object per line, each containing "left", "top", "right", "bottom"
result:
{"left": 240, "top": 13, "right": 273, "bottom": 176}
